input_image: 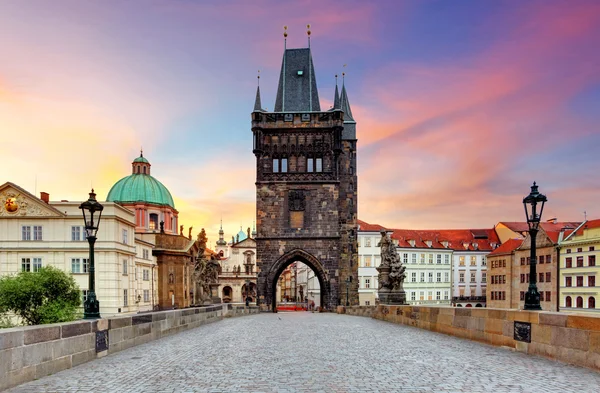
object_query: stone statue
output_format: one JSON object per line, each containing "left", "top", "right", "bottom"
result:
{"left": 188, "top": 226, "right": 193, "bottom": 240}
{"left": 159, "top": 221, "right": 165, "bottom": 233}
{"left": 377, "top": 230, "right": 407, "bottom": 304}
{"left": 180, "top": 225, "right": 184, "bottom": 236}
{"left": 192, "top": 228, "right": 220, "bottom": 304}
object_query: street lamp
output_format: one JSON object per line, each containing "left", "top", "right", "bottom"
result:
{"left": 80, "top": 189, "right": 103, "bottom": 319}
{"left": 345, "top": 276, "right": 353, "bottom": 306}
{"left": 523, "top": 182, "right": 547, "bottom": 311}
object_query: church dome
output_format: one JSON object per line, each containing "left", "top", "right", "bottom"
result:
{"left": 237, "top": 227, "right": 247, "bottom": 242}
{"left": 106, "top": 153, "right": 175, "bottom": 208}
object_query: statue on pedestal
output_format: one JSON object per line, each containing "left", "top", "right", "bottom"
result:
{"left": 377, "top": 230, "right": 407, "bottom": 304}
{"left": 193, "top": 228, "right": 221, "bottom": 305}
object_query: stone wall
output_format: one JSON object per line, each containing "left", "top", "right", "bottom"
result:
{"left": 342, "top": 305, "right": 600, "bottom": 372}
{"left": 0, "top": 305, "right": 259, "bottom": 391}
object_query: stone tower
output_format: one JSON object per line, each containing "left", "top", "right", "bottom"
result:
{"left": 252, "top": 44, "right": 358, "bottom": 311}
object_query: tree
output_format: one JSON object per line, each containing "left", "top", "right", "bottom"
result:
{"left": 0, "top": 266, "right": 82, "bottom": 325}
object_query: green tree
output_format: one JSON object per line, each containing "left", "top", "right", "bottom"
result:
{"left": 0, "top": 266, "right": 82, "bottom": 325}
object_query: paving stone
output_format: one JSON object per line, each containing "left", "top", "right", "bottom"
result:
{"left": 5, "top": 313, "right": 600, "bottom": 392}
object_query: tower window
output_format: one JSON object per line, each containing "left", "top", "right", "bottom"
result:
{"left": 273, "top": 158, "right": 280, "bottom": 173}
{"left": 307, "top": 158, "right": 313, "bottom": 172}
{"left": 315, "top": 158, "right": 323, "bottom": 172}
{"left": 149, "top": 214, "right": 159, "bottom": 230}
{"left": 281, "top": 158, "right": 288, "bottom": 173}
{"left": 143, "top": 166, "right": 147, "bottom": 174}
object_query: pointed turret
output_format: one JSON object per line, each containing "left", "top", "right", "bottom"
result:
{"left": 254, "top": 85, "right": 263, "bottom": 112}
{"left": 274, "top": 48, "right": 320, "bottom": 112}
{"left": 339, "top": 83, "right": 354, "bottom": 121}
{"left": 340, "top": 80, "right": 356, "bottom": 140}
{"left": 217, "top": 219, "right": 226, "bottom": 246}
{"left": 333, "top": 81, "right": 340, "bottom": 110}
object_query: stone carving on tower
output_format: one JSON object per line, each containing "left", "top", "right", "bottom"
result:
{"left": 377, "top": 230, "right": 407, "bottom": 305}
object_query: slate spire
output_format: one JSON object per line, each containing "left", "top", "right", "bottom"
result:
{"left": 254, "top": 85, "right": 262, "bottom": 112}
{"left": 274, "top": 47, "right": 320, "bottom": 112}
{"left": 333, "top": 75, "right": 340, "bottom": 110}
{"left": 339, "top": 77, "right": 354, "bottom": 121}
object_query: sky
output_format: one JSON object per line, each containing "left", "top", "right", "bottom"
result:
{"left": 1, "top": 0, "right": 599, "bottom": 245}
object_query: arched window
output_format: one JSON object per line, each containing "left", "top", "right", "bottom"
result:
{"left": 566, "top": 296, "right": 572, "bottom": 307}
{"left": 137, "top": 166, "right": 140, "bottom": 174}
{"left": 589, "top": 297, "right": 596, "bottom": 309}
{"left": 576, "top": 296, "right": 584, "bottom": 308}
{"left": 149, "top": 213, "right": 159, "bottom": 230}
{"left": 143, "top": 166, "right": 147, "bottom": 174}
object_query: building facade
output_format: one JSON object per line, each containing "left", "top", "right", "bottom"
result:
{"left": 216, "top": 229, "right": 258, "bottom": 304}
{"left": 0, "top": 182, "right": 158, "bottom": 317}
{"left": 253, "top": 42, "right": 358, "bottom": 311}
{"left": 486, "top": 239, "right": 522, "bottom": 309}
{"left": 559, "top": 219, "right": 600, "bottom": 314}
{"left": 357, "top": 220, "right": 386, "bottom": 306}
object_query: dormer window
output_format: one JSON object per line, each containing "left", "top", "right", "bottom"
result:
{"left": 425, "top": 240, "right": 432, "bottom": 247}
{"left": 463, "top": 242, "right": 469, "bottom": 250}
{"left": 441, "top": 241, "right": 449, "bottom": 248}
{"left": 408, "top": 239, "right": 415, "bottom": 247}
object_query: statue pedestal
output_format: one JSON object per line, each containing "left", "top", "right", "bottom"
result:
{"left": 377, "top": 265, "right": 407, "bottom": 305}
{"left": 378, "top": 291, "right": 407, "bottom": 305}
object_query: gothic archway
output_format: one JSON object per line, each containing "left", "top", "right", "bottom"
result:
{"left": 263, "top": 249, "right": 330, "bottom": 312}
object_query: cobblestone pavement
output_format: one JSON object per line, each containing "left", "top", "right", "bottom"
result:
{"left": 7, "top": 313, "right": 600, "bottom": 392}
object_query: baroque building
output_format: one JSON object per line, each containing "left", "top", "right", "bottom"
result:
{"left": 252, "top": 41, "right": 358, "bottom": 311}
{"left": 107, "top": 152, "right": 201, "bottom": 309}
{"left": 0, "top": 182, "right": 158, "bottom": 316}
{"left": 215, "top": 225, "right": 258, "bottom": 304}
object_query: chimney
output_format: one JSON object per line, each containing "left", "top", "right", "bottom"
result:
{"left": 40, "top": 192, "right": 49, "bottom": 204}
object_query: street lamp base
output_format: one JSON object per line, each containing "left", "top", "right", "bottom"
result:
{"left": 83, "top": 296, "right": 101, "bottom": 319}
{"left": 524, "top": 291, "right": 542, "bottom": 311}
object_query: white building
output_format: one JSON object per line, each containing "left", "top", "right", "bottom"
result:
{"left": 215, "top": 224, "right": 257, "bottom": 303}
{"left": 357, "top": 220, "right": 385, "bottom": 305}
{"left": 358, "top": 220, "right": 499, "bottom": 307}
{"left": 0, "top": 182, "right": 158, "bottom": 317}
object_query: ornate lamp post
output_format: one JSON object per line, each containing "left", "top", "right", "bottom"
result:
{"left": 80, "top": 189, "right": 104, "bottom": 319}
{"left": 523, "top": 182, "right": 547, "bottom": 311}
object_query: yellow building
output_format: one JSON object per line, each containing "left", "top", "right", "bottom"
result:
{"left": 559, "top": 219, "right": 600, "bottom": 314}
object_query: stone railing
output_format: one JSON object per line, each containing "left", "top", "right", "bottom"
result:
{"left": 341, "top": 304, "right": 600, "bottom": 372}
{"left": 0, "top": 304, "right": 259, "bottom": 391}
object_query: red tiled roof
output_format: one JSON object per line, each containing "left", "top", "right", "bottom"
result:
{"left": 498, "top": 222, "right": 530, "bottom": 232}
{"left": 357, "top": 219, "right": 387, "bottom": 232}
{"left": 488, "top": 239, "right": 523, "bottom": 256}
{"left": 389, "top": 228, "right": 500, "bottom": 251}
{"left": 498, "top": 221, "right": 580, "bottom": 234}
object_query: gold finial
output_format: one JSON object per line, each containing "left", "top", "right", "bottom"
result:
{"left": 283, "top": 25, "right": 288, "bottom": 38}
{"left": 307, "top": 24, "right": 311, "bottom": 36}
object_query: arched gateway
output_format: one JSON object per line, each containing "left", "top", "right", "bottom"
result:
{"left": 267, "top": 249, "right": 329, "bottom": 312}
{"left": 252, "top": 40, "right": 358, "bottom": 311}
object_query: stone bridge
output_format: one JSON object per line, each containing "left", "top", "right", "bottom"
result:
{"left": 2, "top": 305, "right": 600, "bottom": 392}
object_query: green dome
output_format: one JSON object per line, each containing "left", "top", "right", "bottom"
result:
{"left": 133, "top": 156, "right": 150, "bottom": 164}
{"left": 107, "top": 174, "right": 175, "bottom": 208}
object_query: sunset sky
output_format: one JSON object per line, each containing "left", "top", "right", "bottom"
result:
{"left": 1, "top": 0, "right": 599, "bottom": 245}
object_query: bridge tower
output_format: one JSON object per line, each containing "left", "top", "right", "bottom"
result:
{"left": 252, "top": 41, "right": 358, "bottom": 311}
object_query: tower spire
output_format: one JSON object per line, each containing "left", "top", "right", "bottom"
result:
{"left": 254, "top": 71, "right": 263, "bottom": 111}
{"left": 340, "top": 70, "right": 354, "bottom": 121}
{"left": 333, "top": 74, "right": 340, "bottom": 109}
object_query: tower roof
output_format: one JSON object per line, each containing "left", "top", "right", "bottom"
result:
{"left": 333, "top": 82, "right": 340, "bottom": 110}
{"left": 274, "top": 48, "right": 320, "bottom": 112}
{"left": 254, "top": 85, "right": 263, "bottom": 112}
{"left": 340, "top": 83, "right": 354, "bottom": 121}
